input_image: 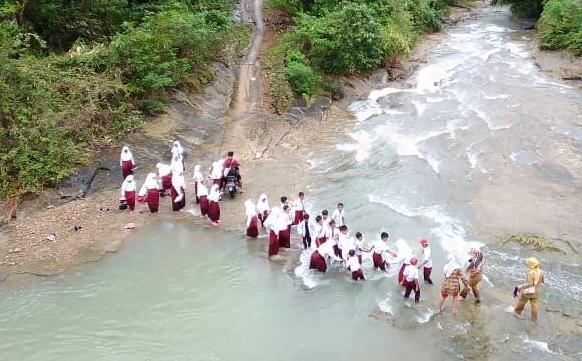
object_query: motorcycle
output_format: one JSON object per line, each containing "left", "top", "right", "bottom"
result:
{"left": 225, "top": 175, "right": 239, "bottom": 199}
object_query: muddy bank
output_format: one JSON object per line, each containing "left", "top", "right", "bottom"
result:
{"left": 533, "top": 46, "right": 582, "bottom": 86}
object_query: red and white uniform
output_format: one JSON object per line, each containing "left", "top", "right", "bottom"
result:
{"left": 370, "top": 240, "right": 388, "bottom": 270}
{"left": 338, "top": 232, "right": 354, "bottom": 260}
{"left": 346, "top": 256, "right": 364, "bottom": 280}
{"left": 256, "top": 194, "right": 270, "bottom": 226}
{"left": 171, "top": 173, "right": 186, "bottom": 212}
{"left": 156, "top": 163, "right": 172, "bottom": 190}
{"left": 142, "top": 173, "right": 160, "bottom": 214}
{"left": 119, "top": 146, "right": 135, "bottom": 179}
{"left": 192, "top": 165, "right": 204, "bottom": 204}
{"left": 245, "top": 199, "right": 259, "bottom": 238}
{"left": 278, "top": 209, "right": 293, "bottom": 248}
{"left": 197, "top": 181, "right": 209, "bottom": 217}
{"left": 120, "top": 175, "right": 137, "bottom": 211}
{"left": 207, "top": 184, "right": 221, "bottom": 223}
{"left": 210, "top": 160, "right": 224, "bottom": 187}
{"left": 331, "top": 208, "right": 345, "bottom": 227}
{"left": 292, "top": 198, "right": 306, "bottom": 225}
{"left": 310, "top": 240, "right": 338, "bottom": 273}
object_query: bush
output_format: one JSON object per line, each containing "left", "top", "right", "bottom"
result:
{"left": 284, "top": 50, "right": 319, "bottom": 98}
{"left": 538, "top": 0, "right": 582, "bottom": 55}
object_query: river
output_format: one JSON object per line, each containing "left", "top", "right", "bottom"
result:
{"left": 1, "top": 6, "right": 581, "bottom": 361}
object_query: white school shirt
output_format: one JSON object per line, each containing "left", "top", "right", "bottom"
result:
{"left": 157, "top": 164, "right": 171, "bottom": 177}
{"left": 403, "top": 264, "right": 419, "bottom": 282}
{"left": 322, "top": 216, "right": 331, "bottom": 227}
{"left": 354, "top": 238, "right": 363, "bottom": 256}
{"left": 338, "top": 233, "right": 354, "bottom": 251}
{"left": 331, "top": 209, "right": 345, "bottom": 227}
{"left": 421, "top": 246, "right": 433, "bottom": 268}
{"left": 325, "top": 227, "right": 338, "bottom": 246}
{"left": 346, "top": 256, "right": 361, "bottom": 272}
{"left": 293, "top": 198, "right": 305, "bottom": 212}
{"left": 298, "top": 219, "right": 316, "bottom": 238}
{"left": 371, "top": 240, "right": 388, "bottom": 255}
{"left": 317, "top": 241, "right": 336, "bottom": 259}
{"left": 210, "top": 163, "right": 223, "bottom": 180}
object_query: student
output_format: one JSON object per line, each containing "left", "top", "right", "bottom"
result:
{"left": 256, "top": 194, "right": 270, "bottom": 227}
{"left": 192, "top": 165, "right": 204, "bottom": 204}
{"left": 438, "top": 255, "right": 469, "bottom": 314}
{"left": 366, "top": 232, "right": 396, "bottom": 271}
{"left": 325, "top": 220, "right": 339, "bottom": 257}
{"left": 314, "top": 215, "right": 326, "bottom": 246}
{"left": 419, "top": 239, "right": 433, "bottom": 285}
{"left": 170, "top": 154, "right": 184, "bottom": 178}
{"left": 310, "top": 238, "right": 341, "bottom": 273}
{"left": 402, "top": 257, "right": 421, "bottom": 304}
{"left": 337, "top": 225, "right": 353, "bottom": 260}
{"left": 265, "top": 208, "right": 284, "bottom": 257}
{"left": 244, "top": 199, "right": 259, "bottom": 238}
{"left": 321, "top": 209, "right": 331, "bottom": 227}
{"left": 171, "top": 140, "right": 184, "bottom": 164}
{"left": 292, "top": 192, "right": 306, "bottom": 226}
{"left": 156, "top": 163, "right": 173, "bottom": 194}
{"left": 297, "top": 213, "right": 316, "bottom": 250}
{"left": 354, "top": 232, "right": 364, "bottom": 264}
{"left": 170, "top": 172, "right": 186, "bottom": 212}
{"left": 398, "top": 256, "right": 412, "bottom": 286}
{"left": 120, "top": 175, "right": 137, "bottom": 213}
{"left": 143, "top": 173, "right": 160, "bottom": 215}
{"left": 278, "top": 205, "right": 292, "bottom": 248}
{"left": 210, "top": 160, "right": 224, "bottom": 189}
{"left": 197, "top": 181, "right": 209, "bottom": 217}
{"left": 462, "top": 248, "right": 485, "bottom": 304}
{"left": 512, "top": 257, "right": 544, "bottom": 322}
{"left": 207, "top": 184, "right": 221, "bottom": 226}
{"left": 346, "top": 249, "right": 365, "bottom": 281}
{"left": 331, "top": 203, "right": 346, "bottom": 227}
{"left": 280, "top": 196, "right": 288, "bottom": 210}
{"left": 119, "top": 146, "right": 135, "bottom": 179}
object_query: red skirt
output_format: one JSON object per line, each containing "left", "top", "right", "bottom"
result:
{"left": 309, "top": 251, "right": 327, "bottom": 273}
{"left": 199, "top": 195, "right": 209, "bottom": 216}
{"left": 269, "top": 230, "right": 279, "bottom": 256}
{"left": 171, "top": 186, "right": 185, "bottom": 211}
{"left": 293, "top": 210, "right": 304, "bottom": 225}
{"left": 373, "top": 253, "right": 385, "bottom": 271}
{"left": 398, "top": 264, "right": 406, "bottom": 285}
{"left": 212, "top": 178, "right": 222, "bottom": 187}
{"left": 208, "top": 200, "right": 220, "bottom": 222}
{"left": 162, "top": 174, "right": 173, "bottom": 190}
{"left": 278, "top": 228, "right": 291, "bottom": 248}
{"left": 125, "top": 191, "right": 136, "bottom": 211}
{"left": 122, "top": 161, "right": 133, "bottom": 179}
{"left": 146, "top": 189, "right": 160, "bottom": 213}
{"left": 137, "top": 195, "right": 146, "bottom": 203}
{"left": 316, "top": 237, "right": 326, "bottom": 247}
{"left": 352, "top": 269, "right": 365, "bottom": 281}
{"left": 246, "top": 216, "right": 259, "bottom": 238}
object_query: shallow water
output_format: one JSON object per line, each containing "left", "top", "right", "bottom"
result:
{"left": 2, "top": 6, "right": 582, "bottom": 361}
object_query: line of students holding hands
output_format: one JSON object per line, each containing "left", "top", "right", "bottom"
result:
{"left": 244, "top": 192, "right": 484, "bottom": 313}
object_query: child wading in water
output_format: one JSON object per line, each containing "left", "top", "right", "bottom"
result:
{"left": 346, "top": 249, "right": 365, "bottom": 281}
{"left": 402, "top": 257, "right": 421, "bottom": 306}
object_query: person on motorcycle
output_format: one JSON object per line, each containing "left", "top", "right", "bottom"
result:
{"left": 224, "top": 151, "right": 243, "bottom": 192}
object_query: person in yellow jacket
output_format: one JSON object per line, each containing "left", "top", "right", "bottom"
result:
{"left": 512, "top": 257, "right": 544, "bottom": 322}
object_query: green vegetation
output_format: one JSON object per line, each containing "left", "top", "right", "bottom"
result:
{"left": 493, "top": 0, "right": 582, "bottom": 56}
{"left": 264, "top": 0, "right": 458, "bottom": 113}
{"left": 539, "top": 0, "right": 582, "bottom": 55}
{"left": 500, "top": 234, "right": 566, "bottom": 253}
{"left": 0, "top": 0, "right": 246, "bottom": 198}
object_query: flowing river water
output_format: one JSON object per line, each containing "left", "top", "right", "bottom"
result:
{"left": 2, "top": 6, "right": 582, "bottom": 361}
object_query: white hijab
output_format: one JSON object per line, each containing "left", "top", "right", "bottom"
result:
{"left": 120, "top": 146, "right": 134, "bottom": 164}
{"left": 121, "top": 175, "right": 136, "bottom": 195}
{"left": 192, "top": 164, "right": 204, "bottom": 182}
{"left": 171, "top": 155, "right": 184, "bottom": 175}
{"left": 197, "top": 181, "right": 208, "bottom": 197}
{"left": 444, "top": 255, "right": 461, "bottom": 278}
{"left": 172, "top": 173, "right": 185, "bottom": 202}
{"left": 156, "top": 162, "right": 171, "bottom": 176}
{"left": 137, "top": 173, "right": 153, "bottom": 197}
{"left": 144, "top": 173, "right": 158, "bottom": 189}
{"left": 210, "top": 160, "right": 223, "bottom": 179}
{"left": 257, "top": 193, "right": 270, "bottom": 213}
{"left": 171, "top": 141, "right": 184, "bottom": 157}
{"left": 265, "top": 207, "right": 287, "bottom": 232}
{"left": 208, "top": 184, "right": 221, "bottom": 202}
{"left": 244, "top": 199, "right": 257, "bottom": 227}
